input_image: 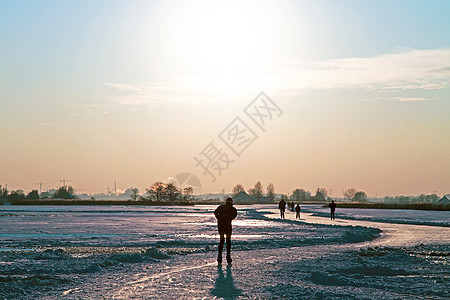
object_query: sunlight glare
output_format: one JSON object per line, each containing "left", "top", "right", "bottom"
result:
{"left": 164, "top": 1, "right": 290, "bottom": 75}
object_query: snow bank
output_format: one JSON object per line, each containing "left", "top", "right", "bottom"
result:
{"left": 334, "top": 265, "right": 411, "bottom": 276}
{"left": 310, "top": 211, "right": 450, "bottom": 227}
{"left": 310, "top": 271, "right": 351, "bottom": 286}
{"left": 342, "top": 228, "right": 381, "bottom": 243}
{"left": 144, "top": 247, "right": 170, "bottom": 259}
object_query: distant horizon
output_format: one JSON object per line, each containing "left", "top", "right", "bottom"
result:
{"left": 1, "top": 182, "right": 448, "bottom": 199}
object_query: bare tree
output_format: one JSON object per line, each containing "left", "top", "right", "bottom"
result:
{"left": 354, "top": 191, "right": 368, "bottom": 203}
{"left": 26, "top": 190, "right": 40, "bottom": 200}
{"left": 130, "top": 188, "right": 139, "bottom": 201}
{"left": 426, "top": 194, "right": 439, "bottom": 203}
{"left": 232, "top": 184, "right": 245, "bottom": 196}
{"left": 147, "top": 182, "right": 182, "bottom": 202}
{"left": 249, "top": 181, "right": 264, "bottom": 201}
{"left": 292, "top": 188, "right": 308, "bottom": 202}
{"left": 343, "top": 188, "right": 357, "bottom": 201}
{"left": 266, "top": 183, "right": 275, "bottom": 201}
{"left": 0, "top": 185, "right": 8, "bottom": 200}
{"left": 183, "top": 186, "right": 194, "bottom": 201}
{"left": 67, "top": 186, "right": 75, "bottom": 196}
{"left": 147, "top": 182, "right": 166, "bottom": 202}
{"left": 52, "top": 186, "right": 77, "bottom": 199}
{"left": 306, "top": 191, "right": 312, "bottom": 200}
{"left": 165, "top": 183, "right": 180, "bottom": 202}
{"left": 280, "top": 194, "right": 289, "bottom": 201}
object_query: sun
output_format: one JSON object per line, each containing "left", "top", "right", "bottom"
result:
{"left": 183, "top": 1, "right": 266, "bottom": 72}
{"left": 160, "top": 1, "right": 292, "bottom": 75}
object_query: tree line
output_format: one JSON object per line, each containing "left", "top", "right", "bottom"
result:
{"left": 0, "top": 182, "right": 193, "bottom": 203}
{"left": 1, "top": 183, "right": 442, "bottom": 205}
{"left": 231, "top": 184, "right": 442, "bottom": 204}
{"left": 0, "top": 185, "right": 77, "bottom": 201}
{"left": 231, "top": 182, "right": 330, "bottom": 202}
{"left": 343, "top": 188, "right": 368, "bottom": 203}
{"left": 383, "top": 194, "right": 439, "bottom": 204}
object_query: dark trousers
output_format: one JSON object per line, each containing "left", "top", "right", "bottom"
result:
{"left": 218, "top": 232, "right": 231, "bottom": 258}
{"left": 296, "top": 212, "right": 300, "bottom": 219}
{"left": 331, "top": 210, "right": 335, "bottom": 220}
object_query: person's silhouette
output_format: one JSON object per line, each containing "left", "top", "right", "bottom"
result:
{"left": 214, "top": 197, "right": 237, "bottom": 264}
{"left": 279, "top": 198, "right": 286, "bottom": 219}
{"left": 329, "top": 200, "right": 336, "bottom": 220}
{"left": 295, "top": 203, "right": 301, "bottom": 219}
{"left": 210, "top": 265, "right": 242, "bottom": 299}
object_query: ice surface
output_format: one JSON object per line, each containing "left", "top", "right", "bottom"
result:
{"left": 306, "top": 205, "right": 450, "bottom": 227}
{"left": 0, "top": 204, "right": 448, "bottom": 299}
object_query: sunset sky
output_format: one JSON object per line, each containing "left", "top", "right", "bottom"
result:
{"left": 1, "top": 0, "right": 449, "bottom": 197}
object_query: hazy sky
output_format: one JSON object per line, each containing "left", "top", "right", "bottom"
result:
{"left": 1, "top": 0, "right": 449, "bottom": 197}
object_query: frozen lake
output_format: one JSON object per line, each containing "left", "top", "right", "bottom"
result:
{"left": 0, "top": 204, "right": 448, "bottom": 299}
{"left": 0, "top": 204, "right": 381, "bottom": 251}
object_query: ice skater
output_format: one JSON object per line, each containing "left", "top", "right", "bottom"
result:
{"left": 329, "top": 200, "right": 336, "bottom": 220}
{"left": 214, "top": 197, "right": 237, "bottom": 264}
{"left": 295, "top": 203, "right": 301, "bottom": 219}
{"left": 279, "top": 198, "right": 286, "bottom": 219}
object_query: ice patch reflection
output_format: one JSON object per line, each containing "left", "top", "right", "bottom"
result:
{"left": 232, "top": 219, "right": 276, "bottom": 227}
{"left": 189, "top": 234, "right": 266, "bottom": 239}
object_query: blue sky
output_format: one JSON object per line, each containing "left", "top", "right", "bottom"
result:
{"left": 1, "top": 0, "right": 449, "bottom": 196}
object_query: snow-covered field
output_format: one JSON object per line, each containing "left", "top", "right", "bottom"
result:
{"left": 0, "top": 204, "right": 448, "bottom": 299}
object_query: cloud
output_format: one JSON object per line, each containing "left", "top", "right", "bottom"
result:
{"left": 105, "top": 77, "right": 251, "bottom": 109}
{"left": 277, "top": 48, "right": 450, "bottom": 91}
{"left": 106, "top": 48, "right": 450, "bottom": 106}
{"left": 104, "top": 83, "right": 143, "bottom": 92}
{"left": 391, "top": 97, "right": 433, "bottom": 102}
{"left": 382, "top": 83, "right": 446, "bottom": 90}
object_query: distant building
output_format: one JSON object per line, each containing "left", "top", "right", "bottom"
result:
{"left": 194, "top": 193, "right": 227, "bottom": 201}
{"left": 438, "top": 195, "right": 450, "bottom": 204}
{"left": 258, "top": 196, "right": 277, "bottom": 203}
{"left": 232, "top": 191, "right": 255, "bottom": 204}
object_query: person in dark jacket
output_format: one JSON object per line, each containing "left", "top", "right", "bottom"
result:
{"left": 295, "top": 203, "right": 301, "bottom": 219}
{"left": 279, "top": 198, "right": 286, "bottom": 219}
{"left": 329, "top": 200, "right": 336, "bottom": 220}
{"left": 214, "top": 197, "right": 237, "bottom": 264}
